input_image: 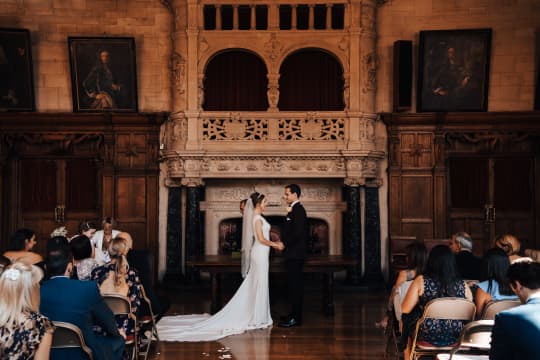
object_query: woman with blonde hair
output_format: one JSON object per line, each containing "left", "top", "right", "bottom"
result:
{"left": 0, "top": 262, "right": 53, "bottom": 359}
{"left": 91, "top": 236, "right": 143, "bottom": 351}
{"left": 495, "top": 234, "right": 528, "bottom": 263}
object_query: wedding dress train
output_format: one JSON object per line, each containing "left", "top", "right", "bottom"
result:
{"left": 157, "top": 214, "right": 272, "bottom": 342}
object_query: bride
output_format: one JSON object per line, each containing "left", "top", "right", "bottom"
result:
{"left": 157, "top": 192, "right": 285, "bottom": 341}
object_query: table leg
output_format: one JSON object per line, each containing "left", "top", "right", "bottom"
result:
{"left": 323, "top": 272, "right": 335, "bottom": 316}
{"left": 211, "top": 273, "right": 221, "bottom": 314}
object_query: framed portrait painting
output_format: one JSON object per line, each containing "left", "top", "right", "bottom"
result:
{"left": 68, "top": 37, "right": 138, "bottom": 112}
{"left": 417, "top": 29, "right": 492, "bottom": 112}
{"left": 0, "top": 28, "right": 35, "bottom": 111}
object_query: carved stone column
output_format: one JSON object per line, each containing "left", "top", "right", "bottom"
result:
{"left": 363, "top": 184, "right": 383, "bottom": 283}
{"left": 163, "top": 186, "right": 183, "bottom": 284}
{"left": 184, "top": 180, "right": 204, "bottom": 281}
{"left": 343, "top": 181, "right": 362, "bottom": 284}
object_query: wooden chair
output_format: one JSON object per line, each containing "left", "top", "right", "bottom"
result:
{"left": 103, "top": 294, "right": 138, "bottom": 360}
{"left": 138, "top": 285, "right": 160, "bottom": 360}
{"left": 410, "top": 297, "right": 476, "bottom": 360}
{"left": 480, "top": 299, "right": 521, "bottom": 320}
{"left": 390, "top": 235, "right": 417, "bottom": 271}
{"left": 51, "top": 321, "right": 93, "bottom": 360}
{"left": 436, "top": 320, "right": 494, "bottom": 360}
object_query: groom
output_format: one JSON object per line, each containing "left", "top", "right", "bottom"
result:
{"left": 279, "top": 184, "right": 308, "bottom": 327}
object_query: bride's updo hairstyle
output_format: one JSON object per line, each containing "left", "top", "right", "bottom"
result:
{"left": 250, "top": 192, "right": 265, "bottom": 207}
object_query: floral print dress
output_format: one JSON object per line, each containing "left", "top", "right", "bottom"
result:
{"left": 0, "top": 311, "right": 53, "bottom": 359}
{"left": 91, "top": 263, "right": 143, "bottom": 346}
{"left": 416, "top": 277, "right": 467, "bottom": 346}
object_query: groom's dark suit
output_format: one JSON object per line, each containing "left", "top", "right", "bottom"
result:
{"left": 281, "top": 201, "right": 308, "bottom": 323}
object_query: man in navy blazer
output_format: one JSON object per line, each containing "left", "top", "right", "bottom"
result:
{"left": 490, "top": 260, "right": 540, "bottom": 360}
{"left": 279, "top": 183, "right": 309, "bottom": 327}
{"left": 40, "top": 250, "right": 124, "bottom": 360}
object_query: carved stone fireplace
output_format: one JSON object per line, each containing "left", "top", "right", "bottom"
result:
{"left": 201, "top": 179, "right": 345, "bottom": 256}
{"left": 159, "top": 0, "right": 387, "bottom": 284}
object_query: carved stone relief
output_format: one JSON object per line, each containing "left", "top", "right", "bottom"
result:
{"left": 264, "top": 33, "right": 283, "bottom": 63}
{"left": 170, "top": 52, "right": 186, "bottom": 95}
{"left": 363, "top": 52, "right": 379, "bottom": 93}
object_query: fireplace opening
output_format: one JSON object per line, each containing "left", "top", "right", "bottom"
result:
{"left": 218, "top": 216, "right": 329, "bottom": 255}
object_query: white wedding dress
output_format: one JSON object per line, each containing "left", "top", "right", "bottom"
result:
{"left": 157, "top": 214, "right": 273, "bottom": 341}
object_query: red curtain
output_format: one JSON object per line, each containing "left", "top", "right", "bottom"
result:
{"left": 278, "top": 49, "right": 344, "bottom": 111}
{"left": 203, "top": 51, "right": 268, "bottom": 111}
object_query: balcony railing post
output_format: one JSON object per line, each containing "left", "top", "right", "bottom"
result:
{"left": 308, "top": 4, "right": 315, "bottom": 30}
{"left": 216, "top": 4, "right": 222, "bottom": 30}
{"left": 326, "top": 4, "right": 332, "bottom": 29}
{"left": 250, "top": 5, "right": 256, "bottom": 30}
{"left": 233, "top": 4, "right": 239, "bottom": 30}
{"left": 291, "top": 5, "right": 297, "bottom": 29}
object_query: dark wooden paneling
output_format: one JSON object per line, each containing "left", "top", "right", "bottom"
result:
{"left": 382, "top": 111, "right": 540, "bottom": 253}
{"left": 0, "top": 112, "right": 165, "bottom": 268}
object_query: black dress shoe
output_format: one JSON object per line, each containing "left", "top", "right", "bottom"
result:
{"left": 278, "top": 317, "right": 302, "bottom": 327}
{"left": 279, "top": 314, "right": 293, "bottom": 322}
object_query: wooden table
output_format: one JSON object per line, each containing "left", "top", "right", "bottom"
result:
{"left": 186, "top": 255, "right": 356, "bottom": 316}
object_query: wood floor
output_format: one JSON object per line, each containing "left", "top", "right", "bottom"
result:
{"left": 150, "top": 276, "right": 389, "bottom": 360}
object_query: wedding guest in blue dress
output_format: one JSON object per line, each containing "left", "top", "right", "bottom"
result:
{"left": 474, "top": 247, "right": 518, "bottom": 317}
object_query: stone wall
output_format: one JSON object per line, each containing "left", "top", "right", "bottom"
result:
{"left": 0, "top": 0, "right": 171, "bottom": 111}
{"left": 376, "top": 0, "right": 540, "bottom": 112}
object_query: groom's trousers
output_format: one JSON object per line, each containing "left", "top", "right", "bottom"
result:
{"left": 286, "top": 258, "right": 305, "bottom": 321}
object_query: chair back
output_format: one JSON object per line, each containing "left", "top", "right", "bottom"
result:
{"left": 448, "top": 320, "right": 494, "bottom": 359}
{"left": 422, "top": 297, "right": 476, "bottom": 321}
{"left": 51, "top": 321, "right": 93, "bottom": 360}
{"left": 102, "top": 294, "right": 138, "bottom": 359}
{"left": 390, "top": 235, "right": 417, "bottom": 270}
{"left": 138, "top": 285, "right": 160, "bottom": 360}
{"left": 103, "top": 293, "right": 132, "bottom": 316}
{"left": 410, "top": 298, "right": 476, "bottom": 360}
{"left": 481, "top": 299, "right": 521, "bottom": 320}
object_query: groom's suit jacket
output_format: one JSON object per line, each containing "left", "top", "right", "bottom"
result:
{"left": 490, "top": 296, "right": 540, "bottom": 360}
{"left": 282, "top": 202, "right": 308, "bottom": 259}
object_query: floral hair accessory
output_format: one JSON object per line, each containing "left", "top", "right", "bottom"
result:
{"left": 50, "top": 226, "right": 68, "bottom": 238}
{"left": 4, "top": 268, "right": 21, "bottom": 281}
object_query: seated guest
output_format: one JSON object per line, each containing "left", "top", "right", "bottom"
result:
{"left": 0, "top": 262, "right": 53, "bottom": 360}
{"left": 91, "top": 236, "right": 143, "bottom": 347}
{"left": 376, "top": 242, "right": 427, "bottom": 330}
{"left": 40, "top": 249, "right": 124, "bottom": 360}
{"left": 119, "top": 231, "right": 170, "bottom": 321}
{"left": 0, "top": 255, "right": 10, "bottom": 275}
{"left": 92, "top": 217, "right": 121, "bottom": 265}
{"left": 401, "top": 245, "right": 473, "bottom": 360}
{"left": 47, "top": 235, "right": 70, "bottom": 254}
{"left": 490, "top": 260, "right": 540, "bottom": 360}
{"left": 449, "top": 231, "right": 482, "bottom": 280}
{"left": 70, "top": 235, "right": 99, "bottom": 281}
{"left": 3, "top": 228, "right": 43, "bottom": 266}
{"left": 475, "top": 247, "right": 518, "bottom": 317}
{"left": 495, "top": 234, "right": 530, "bottom": 263}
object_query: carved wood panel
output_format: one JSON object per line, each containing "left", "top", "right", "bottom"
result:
{"left": 382, "top": 111, "right": 540, "bottom": 253}
{"left": 0, "top": 113, "right": 165, "bottom": 266}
